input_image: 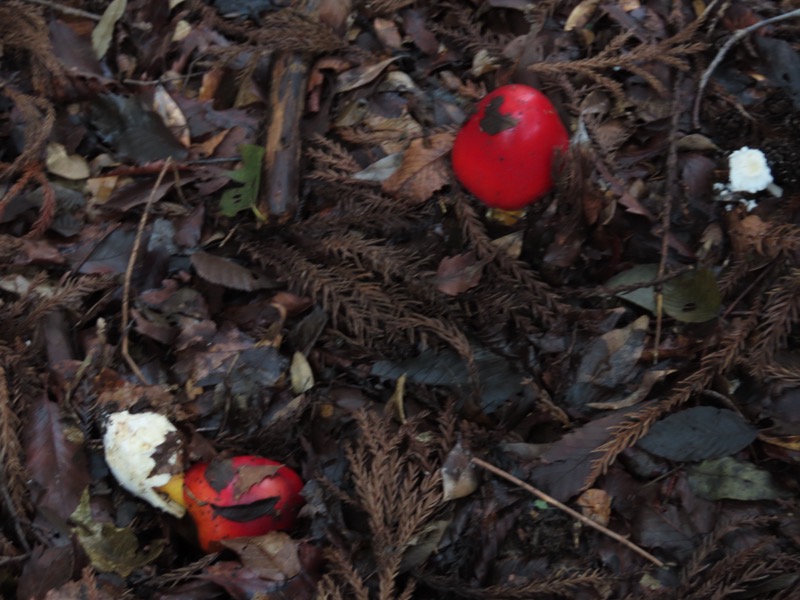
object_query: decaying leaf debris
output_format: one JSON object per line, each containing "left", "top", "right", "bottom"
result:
{"left": 1, "top": 0, "right": 800, "bottom": 598}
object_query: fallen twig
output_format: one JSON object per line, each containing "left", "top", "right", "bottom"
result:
{"left": 18, "top": 0, "right": 101, "bottom": 21}
{"left": 471, "top": 456, "right": 666, "bottom": 568}
{"left": 121, "top": 159, "right": 173, "bottom": 383}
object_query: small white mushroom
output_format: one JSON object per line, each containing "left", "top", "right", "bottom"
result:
{"left": 728, "top": 147, "right": 782, "bottom": 197}
{"left": 103, "top": 411, "right": 186, "bottom": 517}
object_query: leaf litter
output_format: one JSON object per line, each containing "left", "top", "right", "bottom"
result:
{"left": 1, "top": 0, "right": 800, "bottom": 598}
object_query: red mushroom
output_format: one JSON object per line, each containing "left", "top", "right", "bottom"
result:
{"left": 181, "top": 455, "right": 304, "bottom": 552}
{"left": 451, "top": 84, "right": 569, "bottom": 211}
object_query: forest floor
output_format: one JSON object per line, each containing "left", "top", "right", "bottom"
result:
{"left": 1, "top": 0, "right": 800, "bottom": 599}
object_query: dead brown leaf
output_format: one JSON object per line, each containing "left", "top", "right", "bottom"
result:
{"left": 24, "top": 394, "right": 90, "bottom": 521}
{"left": 222, "top": 532, "right": 302, "bottom": 581}
{"left": 191, "top": 251, "right": 276, "bottom": 291}
{"left": 382, "top": 132, "right": 454, "bottom": 203}
{"left": 335, "top": 57, "right": 399, "bottom": 93}
{"left": 576, "top": 488, "right": 612, "bottom": 526}
{"left": 728, "top": 213, "right": 769, "bottom": 256}
{"left": 434, "top": 250, "right": 483, "bottom": 296}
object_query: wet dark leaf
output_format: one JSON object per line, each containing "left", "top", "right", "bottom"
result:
{"left": 756, "top": 36, "right": 800, "bottom": 109}
{"left": 66, "top": 226, "right": 136, "bottom": 275}
{"left": 565, "top": 315, "right": 649, "bottom": 408}
{"left": 49, "top": 20, "right": 104, "bottom": 79}
{"left": 637, "top": 407, "right": 758, "bottom": 462}
{"left": 531, "top": 409, "right": 636, "bottom": 501}
{"left": 17, "top": 545, "right": 75, "bottom": 600}
{"left": 91, "top": 94, "right": 188, "bottom": 163}
{"left": 191, "top": 251, "right": 277, "bottom": 291}
{"left": 213, "top": 0, "right": 288, "bottom": 19}
{"left": 24, "top": 395, "right": 89, "bottom": 522}
{"left": 372, "top": 344, "right": 523, "bottom": 413}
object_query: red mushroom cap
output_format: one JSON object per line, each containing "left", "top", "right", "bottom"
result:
{"left": 451, "top": 84, "right": 569, "bottom": 210}
{"left": 183, "top": 455, "right": 304, "bottom": 552}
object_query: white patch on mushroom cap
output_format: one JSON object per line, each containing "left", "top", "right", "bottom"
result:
{"left": 728, "top": 147, "right": 773, "bottom": 194}
{"left": 103, "top": 410, "right": 186, "bottom": 517}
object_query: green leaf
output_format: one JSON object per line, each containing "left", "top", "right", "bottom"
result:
{"left": 71, "top": 488, "right": 164, "bottom": 577}
{"left": 662, "top": 268, "right": 721, "bottom": 323}
{"left": 687, "top": 457, "right": 789, "bottom": 501}
{"left": 606, "top": 265, "right": 721, "bottom": 323}
{"left": 220, "top": 144, "right": 266, "bottom": 220}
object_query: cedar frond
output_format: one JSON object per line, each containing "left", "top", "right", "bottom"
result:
{"left": 27, "top": 170, "right": 57, "bottom": 237}
{"left": 320, "top": 410, "right": 444, "bottom": 599}
{"left": 318, "top": 548, "right": 371, "bottom": 600}
{"left": 0, "top": 88, "right": 55, "bottom": 180}
{"left": 716, "top": 256, "right": 762, "bottom": 298}
{"left": 762, "top": 223, "right": 800, "bottom": 258}
{"left": 315, "top": 231, "right": 418, "bottom": 281}
{"left": 314, "top": 232, "right": 450, "bottom": 311}
{"left": 195, "top": 1, "right": 344, "bottom": 54}
{"left": 304, "top": 185, "right": 431, "bottom": 239}
{"left": 335, "top": 126, "right": 423, "bottom": 149}
{"left": 0, "top": 366, "right": 27, "bottom": 517}
{"left": 422, "top": 569, "right": 613, "bottom": 599}
{"left": 306, "top": 134, "right": 362, "bottom": 178}
{"left": 0, "top": 236, "right": 24, "bottom": 262}
{"left": 246, "top": 242, "right": 473, "bottom": 365}
{"left": 431, "top": 3, "right": 507, "bottom": 56}
{"left": 454, "top": 194, "right": 563, "bottom": 328}
{"left": 530, "top": 21, "right": 708, "bottom": 102}
{"left": 652, "top": 516, "right": 789, "bottom": 600}
{"left": 3, "top": 274, "right": 118, "bottom": 339}
{"left": 586, "top": 312, "right": 758, "bottom": 487}
{"left": 758, "top": 353, "right": 800, "bottom": 385}
{"left": 748, "top": 268, "right": 800, "bottom": 377}
{"left": 256, "top": 8, "right": 345, "bottom": 53}
{"left": 366, "top": 0, "right": 418, "bottom": 16}
{"left": 145, "top": 553, "right": 220, "bottom": 589}
{"left": 0, "top": 4, "right": 65, "bottom": 94}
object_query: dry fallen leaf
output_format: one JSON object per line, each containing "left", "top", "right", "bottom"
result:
{"left": 441, "top": 441, "right": 479, "bottom": 501}
{"left": 434, "top": 251, "right": 483, "bottom": 296}
{"left": 575, "top": 488, "right": 611, "bottom": 526}
{"left": 46, "top": 143, "right": 90, "bottom": 180}
{"left": 222, "top": 532, "right": 302, "bottom": 581}
{"left": 190, "top": 251, "right": 275, "bottom": 291}
{"left": 383, "top": 132, "right": 455, "bottom": 203}
{"left": 153, "top": 85, "right": 190, "bottom": 147}
{"left": 564, "top": 0, "right": 600, "bottom": 31}
{"left": 374, "top": 17, "right": 402, "bottom": 49}
{"left": 728, "top": 213, "right": 769, "bottom": 256}
{"left": 335, "top": 57, "right": 399, "bottom": 93}
{"left": 290, "top": 351, "right": 315, "bottom": 394}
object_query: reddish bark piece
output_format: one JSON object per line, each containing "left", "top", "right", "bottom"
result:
{"left": 183, "top": 456, "right": 304, "bottom": 553}
{"left": 451, "top": 84, "right": 569, "bottom": 210}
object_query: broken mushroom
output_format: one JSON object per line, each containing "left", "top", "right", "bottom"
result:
{"left": 176, "top": 455, "right": 305, "bottom": 553}
{"left": 451, "top": 84, "right": 569, "bottom": 210}
{"left": 103, "top": 410, "right": 186, "bottom": 518}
